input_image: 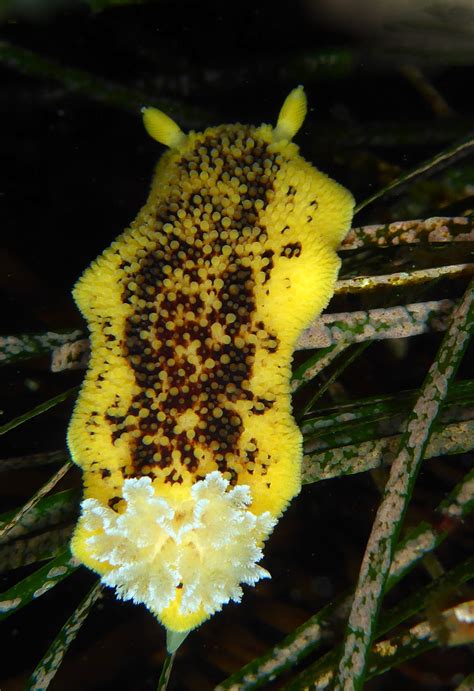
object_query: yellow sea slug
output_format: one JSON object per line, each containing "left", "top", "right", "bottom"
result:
{"left": 68, "top": 86, "right": 354, "bottom": 638}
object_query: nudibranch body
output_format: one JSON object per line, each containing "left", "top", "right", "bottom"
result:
{"left": 68, "top": 87, "right": 354, "bottom": 634}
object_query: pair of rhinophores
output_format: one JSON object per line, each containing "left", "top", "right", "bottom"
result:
{"left": 68, "top": 86, "right": 354, "bottom": 637}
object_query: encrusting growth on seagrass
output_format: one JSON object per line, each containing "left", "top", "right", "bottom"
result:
{"left": 68, "top": 86, "right": 354, "bottom": 634}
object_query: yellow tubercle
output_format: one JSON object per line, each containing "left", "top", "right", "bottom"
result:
{"left": 69, "top": 87, "right": 354, "bottom": 633}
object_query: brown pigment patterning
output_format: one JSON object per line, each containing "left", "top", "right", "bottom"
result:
{"left": 68, "top": 89, "right": 355, "bottom": 521}
{"left": 68, "top": 88, "right": 356, "bottom": 633}
{"left": 104, "top": 126, "right": 280, "bottom": 485}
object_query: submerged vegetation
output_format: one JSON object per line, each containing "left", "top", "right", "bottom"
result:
{"left": 1, "top": 2, "right": 473, "bottom": 689}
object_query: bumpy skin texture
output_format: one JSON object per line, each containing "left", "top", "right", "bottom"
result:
{"left": 69, "top": 104, "right": 354, "bottom": 631}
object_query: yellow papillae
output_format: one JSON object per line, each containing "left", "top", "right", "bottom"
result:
{"left": 68, "top": 87, "right": 354, "bottom": 634}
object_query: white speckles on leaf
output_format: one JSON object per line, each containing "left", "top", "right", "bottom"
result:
{"left": 389, "top": 530, "right": 438, "bottom": 582}
{"left": 47, "top": 566, "right": 68, "bottom": 579}
{"left": 342, "top": 216, "right": 474, "bottom": 251}
{"left": 445, "top": 473, "right": 474, "bottom": 518}
{"left": 33, "top": 581, "right": 56, "bottom": 598}
{"left": 296, "top": 301, "right": 456, "bottom": 352}
{"left": 0, "top": 597, "right": 21, "bottom": 613}
{"left": 334, "top": 282, "right": 473, "bottom": 689}
{"left": 259, "top": 623, "right": 323, "bottom": 677}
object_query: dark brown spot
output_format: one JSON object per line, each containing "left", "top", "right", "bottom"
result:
{"left": 108, "top": 496, "right": 121, "bottom": 511}
{"left": 281, "top": 242, "right": 302, "bottom": 258}
{"left": 261, "top": 249, "right": 274, "bottom": 284}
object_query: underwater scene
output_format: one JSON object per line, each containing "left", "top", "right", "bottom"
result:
{"left": 1, "top": 1, "right": 474, "bottom": 689}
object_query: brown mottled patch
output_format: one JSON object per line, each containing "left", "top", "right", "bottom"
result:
{"left": 103, "top": 127, "right": 283, "bottom": 485}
